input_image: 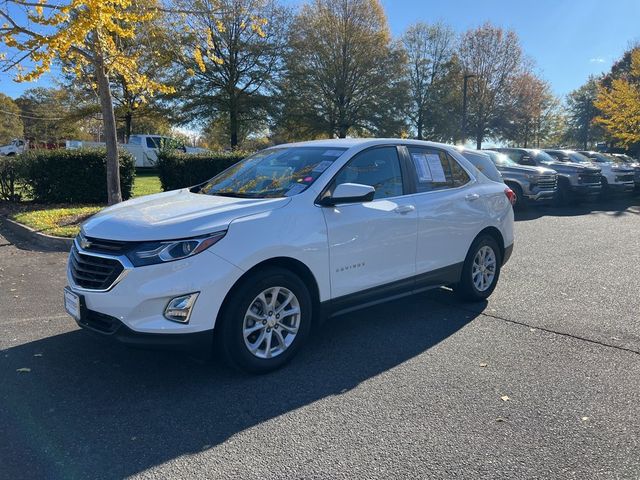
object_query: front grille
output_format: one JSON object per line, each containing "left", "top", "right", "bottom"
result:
{"left": 616, "top": 174, "right": 634, "bottom": 182}
{"left": 579, "top": 173, "right": 601, "bottom": 185}
{"left": 69, "top": 245, "right": 124, "bottom": 290}
{"left": 536, "top": 175, "right": 557, "bottom": 190}
{"left": 81, "top": 235, "right": 131, "bottom": 254}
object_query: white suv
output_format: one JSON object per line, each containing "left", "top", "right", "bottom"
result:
{"left": 64, "top": 139, "right": 515, "bottom": 372}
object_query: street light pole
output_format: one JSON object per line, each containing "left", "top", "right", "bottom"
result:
{"left": 461, "top": 73, "right": 476, "bottom": 146}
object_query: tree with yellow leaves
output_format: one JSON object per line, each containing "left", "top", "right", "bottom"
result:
{"left": 595, "top": 48, "right": 640, "bottom": 148}
{"left": 0, "top": 0, "right": 174, "bottom": 204}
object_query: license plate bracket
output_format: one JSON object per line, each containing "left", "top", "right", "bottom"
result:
{"left": 64, "top": 287, "right": 82, "bottom": 321}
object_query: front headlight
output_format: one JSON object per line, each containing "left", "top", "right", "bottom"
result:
{"left": 126, "top": 231, "right": 226, "bottom": 267}
{"left": 524, "top": 174, "right": 538, "bottom": 180}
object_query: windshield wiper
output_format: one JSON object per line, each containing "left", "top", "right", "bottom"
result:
{"left": 210, "top": 191, "right": 260, "bottom": 198}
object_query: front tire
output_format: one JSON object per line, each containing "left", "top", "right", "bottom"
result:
{"left": 507, "top": 183, "right": 526, "bottom": 209}
{"left": 553, "top": 178, "right": 571, "bottom": 206}
{"left": 215, "top": 267, "right": 312, "bottom": 373}
{"left": 453, "top": 235, "right": 502, "bottom": 302}
{"left": 600, "top": 177, "right": 610, "bottom": 199}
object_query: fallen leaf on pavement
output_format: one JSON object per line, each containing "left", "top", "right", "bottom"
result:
{"left": 501, "top": 395, "right": 510, "bottom": 402}
{"left": 479, "top": 363, "right": 488, "bottom": 367}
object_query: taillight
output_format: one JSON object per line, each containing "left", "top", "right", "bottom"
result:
{"left": 504, "top": 187, "right": 516, "bottom": 206}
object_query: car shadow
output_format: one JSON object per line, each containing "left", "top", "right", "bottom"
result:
{"left": 0, "top": 289, "right": 484, "bottom": 480}
{"left": 514, "top": 195, "right": 640, "bottom": 222}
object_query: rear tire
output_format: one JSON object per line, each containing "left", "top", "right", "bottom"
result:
{"left": 215, "top": 267, "right": 312, "bottom": 374}
{"left": 453, "top": 235, "right": 502, "bottom": 302}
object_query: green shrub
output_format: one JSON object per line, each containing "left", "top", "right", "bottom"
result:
{"left": 0, "top": 155, "right": 25, "bottom": 202}
{"left": 21, "top": 148, "right": 135, "bottom": 203}
{"left": 156, "top": 151, "right": 249, "bottom": 191}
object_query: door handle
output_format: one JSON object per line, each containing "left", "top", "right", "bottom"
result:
{"left": 393, "top": 205, "right": 415, "bottom": 214}
{"left": 465, "top": 193, "right": 480, "bottom": 202}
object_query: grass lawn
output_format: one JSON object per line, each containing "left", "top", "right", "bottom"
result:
{"left": 7, "top": 172, "right": 162, "bottom": 238}
{"left": 133, "top": 171, "right": 162, "bottom": 198}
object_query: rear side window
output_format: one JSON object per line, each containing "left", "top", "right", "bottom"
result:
{"left": 503, "top": 150, "right": 524, "bottom": 163}
{"left": 331, "top": 146, "right": 403, "bottom": 200}
{"left": 407, "top": 147, "right": 470, "bottom": 192}
{"left": 459, "top": 151, "right": 502, "bottom": 183}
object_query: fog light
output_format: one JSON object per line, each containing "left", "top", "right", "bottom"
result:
{"left": 164, "top": 293, "right": 199, "bottom": 323}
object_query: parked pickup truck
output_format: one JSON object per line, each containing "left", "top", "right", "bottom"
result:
{"left": 492, "top": 148, "right": 601, "bottom": 204}
{"left": 0, "top": 139, "right": 27, "bottom": 156}
{"left": 483, "top": 149, "right": 557, "bottom": 208}
{"left": 66, "top": 134, "right": 208, "bottom": 168}
{"left": 611, "top": 153, "right": 640, "bottom": 191}
{"left": 575, "top": 151, "right": 636, "bottom": 195}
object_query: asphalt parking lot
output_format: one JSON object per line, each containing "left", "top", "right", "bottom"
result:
{"left": 1, "top": 198, "right": 640, "bottom": 480}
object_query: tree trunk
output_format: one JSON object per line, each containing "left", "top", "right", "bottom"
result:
{"left": 95, "top": 58, "right": 122, "bottom": 205}
{"left": 337, "top": 124, "right": 348, "bottom": 138}
{"left": 229, "top": 97, "right": 238, "bottom": 148}
{"left": 416, "top": 110, "right": 423, "bottom": 140}
{"left": 476, "top": 127, "right": 483, "bottom": 149}
{"left": 124, "top": 111, "right": 132, "bottom": 144}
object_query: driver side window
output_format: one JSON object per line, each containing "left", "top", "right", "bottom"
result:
{"left": 330, "top": 147, "right": 403, "bottom": 200}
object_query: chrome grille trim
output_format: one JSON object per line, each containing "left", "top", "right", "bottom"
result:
{"left": 68, "top": 239, "right": 133, "bottom": 293}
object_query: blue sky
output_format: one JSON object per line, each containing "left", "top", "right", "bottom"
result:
{"left": 379, "top": 0, "right": 640, "bottom": 96}
{"left": 1, "top": 0, "right": 639, "bottom": 99}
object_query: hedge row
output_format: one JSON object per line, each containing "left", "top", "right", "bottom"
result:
{"left": 156, "top": 151, "right": 249, "bottom": 191}
{"left": 0, "top": 149, "right": 135, "bottom": 203}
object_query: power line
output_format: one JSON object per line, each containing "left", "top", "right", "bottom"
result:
{"left": 0, "top": 107, "right": 66, "bottom": 120}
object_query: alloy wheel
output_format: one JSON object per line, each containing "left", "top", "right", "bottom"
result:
{"left": 472, "top": 245, "right": 497, "bottom": 292}
{"left": 242, "top": 286, "right": 301, "bottom": 359}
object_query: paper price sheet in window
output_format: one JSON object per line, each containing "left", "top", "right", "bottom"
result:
{"left": 411, "top": 153, "right": 447, "bottom": 183}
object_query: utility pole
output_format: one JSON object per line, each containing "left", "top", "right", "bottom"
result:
{"left": 461, "top": 73, "right": 476, "bottom": 146}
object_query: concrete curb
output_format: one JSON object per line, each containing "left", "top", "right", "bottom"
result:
{"left": 1, "top": 216, "right": 72, "bottom": 251}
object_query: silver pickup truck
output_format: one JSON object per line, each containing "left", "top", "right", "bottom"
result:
{"left": 482, "top": 150, "right": 557, "bottom": 208}
{"left": 491, "top": 147, "right": 602, "bottom": 205}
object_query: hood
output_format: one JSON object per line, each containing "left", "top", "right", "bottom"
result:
{"left": 611, "top": 165, "right": 636, "bottom": 173}
{"left": 497, "top": 164, "right": 556, "bottom": 176}
{"left": 545, "top": 161, "right": 600, "bottom": 174}
{"left": 81, "top": 189, "right": 291, "bottom": 241}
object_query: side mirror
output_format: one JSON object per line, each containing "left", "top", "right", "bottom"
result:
{"left": 318, "top": 183, "right": 375, "bottom": 206}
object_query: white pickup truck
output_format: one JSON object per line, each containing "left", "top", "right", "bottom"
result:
{"left": 66, "top": 134, "right": 208, "bottom": 168}
{"left": 0, "top": 139, "right": 27, "bottom": 156}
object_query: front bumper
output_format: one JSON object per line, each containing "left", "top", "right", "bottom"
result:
{"left": 570, "top": 184, "right": 602, "bottom": 196}
{"left": 607, "top": 181, "right": 635, "bottom": 193}
{"left": 524, "top": 189, "right": 556, "bottom": 201}
{"left": 67, "top": 248, "right": 245, "bottom": 336}
{"left": 74, "top": 302, "right": 213, "bottom": 350}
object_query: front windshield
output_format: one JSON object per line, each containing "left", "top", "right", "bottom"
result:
{"left": 530, "top": 150, "right": 556, "bottom": 164}
{"left": 567, "top": 152, "right": 592, "bottom": 164}
{"left": 485, "top": 151, "right": 518, "bottom": 167}
{"left": 589, "top": 153, "right": 612, "bottom": 163}
{"left": 199, "top": 147, "right": 347, "bottom": 198}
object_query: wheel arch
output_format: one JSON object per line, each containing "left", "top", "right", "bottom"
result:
{"left": 473, "top": 226, "right": 505, "bottom": 262}
{"left": 214, "top": 256, "right": 321, "bottom": 331}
